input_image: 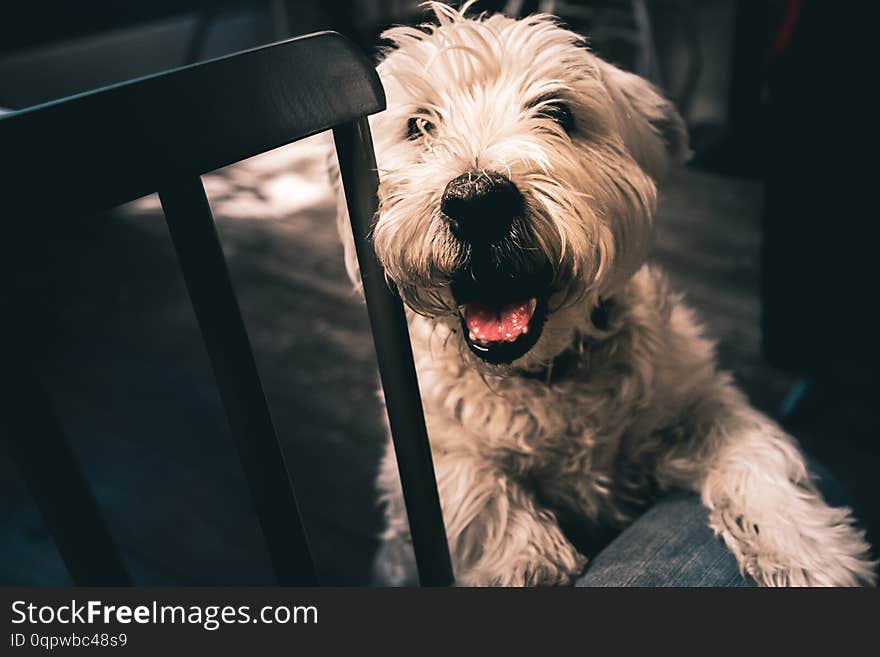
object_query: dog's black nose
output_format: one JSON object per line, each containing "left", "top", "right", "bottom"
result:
{"left": 441, "top": 171, "right": 523, "bottom": 245}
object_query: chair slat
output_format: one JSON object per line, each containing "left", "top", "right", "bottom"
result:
{"left": 159, "top": 177, "right": 316, "bottom": 586}
{"left": 334, "top": 119, "right": 454, "bottom": 586}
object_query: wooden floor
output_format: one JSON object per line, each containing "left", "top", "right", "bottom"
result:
{"left": 1, "top": 135, "right": 874, "bottom": 585}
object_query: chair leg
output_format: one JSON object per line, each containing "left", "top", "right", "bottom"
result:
{"left": 333, "top": 118, "right": 454, "bottom": 586}
{"left": 159, "top": 177, "right": 316, "bottom": 586}
{"left": 0, "top": 360, "right": 131, "bottom": 585}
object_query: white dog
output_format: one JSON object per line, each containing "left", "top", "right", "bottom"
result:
{"left": 335, "top": 2, "right": 876, "bottom": 586}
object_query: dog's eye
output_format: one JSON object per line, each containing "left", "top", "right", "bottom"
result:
{"left": 407, "top": 116, "right": 436, "bottom": 140}
{"left": 537, "top": 101, "right": 575, "bottom": 134}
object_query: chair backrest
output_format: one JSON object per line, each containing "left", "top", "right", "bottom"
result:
{"left": 0, "top": 31, "right": 453, "bottom": 586}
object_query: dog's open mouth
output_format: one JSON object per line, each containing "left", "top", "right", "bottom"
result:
{"left": 458, "top": 298, "right": 547, "bottom": 363}
{"left": 451, "top": 268, "right": 550, "bottom": 364}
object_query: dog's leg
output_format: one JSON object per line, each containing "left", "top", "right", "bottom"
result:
{"left": 656, "top": 376, "right": 876, "bottom": 586}
{"left": 438, "top": 450, "right": 587, "bottom": 587}
{"left": 376, "top": 442, "right": 586, "bottom": 586}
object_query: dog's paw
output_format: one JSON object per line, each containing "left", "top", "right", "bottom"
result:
{"left": 456, "top": 550, "right": 587, "bottom": 587}
{"left": 747, "top": 558, "right": 876, "bottom": 588}
{"left": 710, "top": 505, "right": 877, "bottom": 587}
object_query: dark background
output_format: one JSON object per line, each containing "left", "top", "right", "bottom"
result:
{"left": 0, "top": 0, "right": 875, "bottom": 584}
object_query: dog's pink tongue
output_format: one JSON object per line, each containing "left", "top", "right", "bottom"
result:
{"left": 464, "top": 299, "right": 536, "bottom": 343}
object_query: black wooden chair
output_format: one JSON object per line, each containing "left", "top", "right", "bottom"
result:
{"left": 0, "top": 32, "right": 453, "bottom": 586}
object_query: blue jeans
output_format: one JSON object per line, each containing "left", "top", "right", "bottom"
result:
{"left": 575, "top": 491, "right": 755, "bottom": 586}
{"left": 576, "top": 460, "right": 846, "bottom": 587}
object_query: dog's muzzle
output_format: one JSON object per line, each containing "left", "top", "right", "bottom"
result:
{"left": 441, "top": 171, "right": 551, "bottom": 365}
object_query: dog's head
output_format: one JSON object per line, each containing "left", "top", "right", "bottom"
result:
{"left": 345, "top": 3, "right": 688, "bottom": 372}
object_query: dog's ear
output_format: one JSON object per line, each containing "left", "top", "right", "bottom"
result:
{"left": 598, "top": 61, "right": 691, "bottom": 181}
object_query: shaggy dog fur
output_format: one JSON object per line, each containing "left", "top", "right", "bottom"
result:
{"left": 335, "top": 2, "right": 876, "bottom": 586}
